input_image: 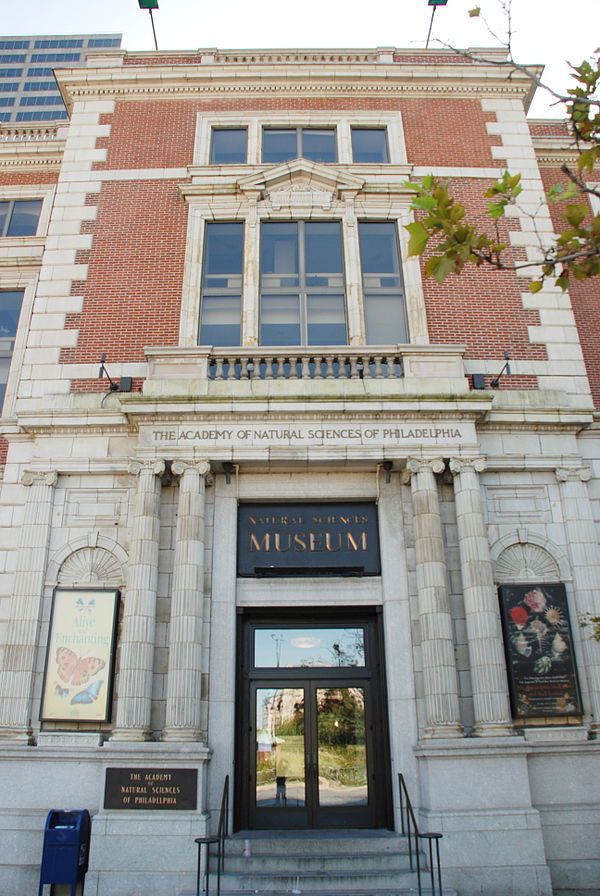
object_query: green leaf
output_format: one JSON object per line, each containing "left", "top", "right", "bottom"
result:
{"left": 405, "top": 221, "right": 430, "bottom": 257}
{"left": 529, "top": 280, "right": 544, "bottom": 293}
{"left": 432, "top": 254, "right": 456, "bottom": 283}
{"left": 422, "top": 174, "right": 435, "bottom": 191}
{"left": 411, "top": 195, "right": 437, "bottom": 212}
{"left": 488, "top": 200, "right": 507, "bottom": 218}
{"left": 565, "top": 202, "right": 589, "bottom": 228}
{"left": 468, "top": 6, "right": 480, "bottom": 16}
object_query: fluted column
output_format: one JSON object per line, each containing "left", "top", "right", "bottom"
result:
{"left": 556, "top": 465, "right": 600, "bottom": 733}
{"left": 162, "top": 459, "right": 211, "bottom": 741}
{"left": 112, "top": 459, "right": 165, "bottom": 741}
{"left": 0, "top": 470, "right": 57, "bottom": 741}
{"left": 450, "top": 458, "right": 513, "bottom": 736}
{"left": 404, "top": 457, "right": 463, "bottom": 737}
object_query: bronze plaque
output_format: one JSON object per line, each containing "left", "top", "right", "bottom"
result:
{"left": 104, "top": 768, "right": 197, "bottom": 810}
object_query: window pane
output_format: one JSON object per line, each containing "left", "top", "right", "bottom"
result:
{"left": 261, "top": 295, "right": 301, "bottom": 345}
{"left": 203, "top": 222, "right": 243, "bottom": 287}
{"left": 210, "top": 128, "right": 247, "bottom": 164}
{"left": 0, "top": 201, "right": 8, "bottom": 236}
{"left": 302, "top": 128, "right": 336, "bottom": 163}
{"left": 358, "top": 222, "right": 401, "bottom": 287}
{"left": 364, "top": 294, "right": 407, "bottom": 344}
{"left": 307, "top": 295, "right": 347, "bottom": 345}
{"left": 305, "top": 222, "right": 343, "bottom": 286}
{"left": 254, "top": 627, "right": 365, "bottom": 668}
{"left": 0, "top": 289, "right": 24, "bottom": 340}
{"left": 261, "top": 222, "right": 299, "bottom": 288}
{"left": 352, "top": 128, "right": 389, "bottom": 163}
{"left": 199, "top": 296, "right": 241, "bottom": 346}
{"left": 263, "top": 129, "right": 297, "bottom": 163}
{"left": 6, "top": 199, "right": 42, "bottom": 237}
{"left": 0, "top": 290, "right": 24, "bottom": 414}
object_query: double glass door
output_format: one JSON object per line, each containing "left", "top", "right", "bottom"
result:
{"left": 254, "top": 680, "right": 371, "bottom": 827}
{"left": 237, "top": 614, "right": 392, "bottom": 830}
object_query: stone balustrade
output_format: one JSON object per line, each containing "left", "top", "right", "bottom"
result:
{"left": 209, "top": 347, "right": 404, "bottom": 380}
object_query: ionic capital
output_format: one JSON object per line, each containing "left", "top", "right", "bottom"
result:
{"left": 556, "top": 465, "right": 592, "bottom": 483}
{"left": 405, "top": 457, "right": 446, "bottom": 478}
{"left": 172, "top": 459, "right": 211, "bottom": 479}
{"left": 449, "top": 456, "right": 487, "bottom": 476}
{"left": 21, "top": 470, "right": 58, "bottom": 488}
{"left": 128, "top": 458, "right": 166, "bottom": 478}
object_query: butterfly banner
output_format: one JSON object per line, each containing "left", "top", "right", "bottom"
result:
{"left": 40, "top": 588, "right": 120, "bottom": 722}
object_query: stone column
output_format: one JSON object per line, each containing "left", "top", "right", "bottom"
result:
{"left": 112, "top": 459, "right": 165, "bottom": 741}
{"left": 556, "top": 465, "right": 600, "bottom": 733}
{"left": 450, "top": 458, "right": 513, "bottom": 736}
{"left": 404, "top": 457, "right": 463, "bottom": 737}
{"left": 0, "top": 470, "right": 57, "bottom": 741}
{"left": 162, "top": 459, "right": 211, "bottom": 741}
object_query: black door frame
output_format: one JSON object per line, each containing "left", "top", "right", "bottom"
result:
{"left": 235, "top": 606, "right": 393, "bottom": 831}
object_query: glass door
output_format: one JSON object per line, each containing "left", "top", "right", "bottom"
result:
{"left": 252, "top": 680, "right": 372, "bottom": 827}
{"left": 238, "top": 613, "right": 392, "bottom": 831}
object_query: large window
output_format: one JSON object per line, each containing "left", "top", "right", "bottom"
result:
{"left": 199, "top": 222, "right": 244, "bottom": 345}
{"left": 210, "top": 128, "right": 247, "bottom": 164}
{"left": 358, "top": 222, "right": 407, "bottom": 344}
{"left": 0, "top": 289, "right": 23, "bottom": 413}
{"left": 263, "top": 128, "right": 336, "bottom": 164}
{"left": 0, "top": 199, "right": 42, "bottom": 236}
{"left": 260, "top": 221, "right": 346, "bottom": 345}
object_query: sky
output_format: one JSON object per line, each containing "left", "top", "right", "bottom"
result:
{"left": 2, "top": 0, "right": 599, "bottom": 118}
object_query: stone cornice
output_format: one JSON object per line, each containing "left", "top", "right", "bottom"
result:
{"left": 55, "top": 59, "right": 538, "bottom": 113}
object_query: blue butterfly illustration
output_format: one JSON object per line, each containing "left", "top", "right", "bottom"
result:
{"left": 75, "top": 596, "right": 97, "bottom": 613}
{"left": 71, "top": 680, "right": 103, "bottom": 704}
{"left": 54, "top": 684, "right": 69, "bottom": 698}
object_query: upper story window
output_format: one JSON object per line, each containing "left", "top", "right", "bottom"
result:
{"left": 0, "top": 199, "right": 42, "bottom": 237}
{"left": 199, "top": 222, "right": 244, "bottom": 346}
{"left": 260, "top": 221, "right": 346, "bottom": 345}
{"left": 263, "top": 128, "right": 337, "bottom": 164}
{"left": 358, "top": 222, "right": 406, "bottom": 343}
{"left": 351, "top": 128, "right": 389, "bottom": 163}
{"left": 210, "top": 128, "right": 247, "bottom": 164}
{"left": 0, "top": 289, "right": 24, "bottom": 413}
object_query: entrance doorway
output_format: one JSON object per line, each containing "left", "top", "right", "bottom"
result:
{"left": 236, "top": 611, "right": 392, "bottom": 830}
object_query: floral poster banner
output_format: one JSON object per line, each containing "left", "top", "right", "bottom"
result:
{"left": 40, "top": 589, "right": 120, "bottom": 722}
{"left": 498, "top": 584, "right": 582, "bottom": 718}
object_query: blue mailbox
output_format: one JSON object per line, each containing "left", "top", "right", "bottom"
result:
{"left": 39, "top": 809, "right": 91, "bottom": 896}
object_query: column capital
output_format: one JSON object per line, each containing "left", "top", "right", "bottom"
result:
{"left": 128, "top": 458, "right": 166, "bottom": 477}
{"left": 172, "top": 459, "right": 211, "bottom": 478}
{"left": 404, "top": 456, "right": 446, "bottom": 478}
{"left": 449, "top": 456, "right": 487, "bottom": 476}
{"left": 21, "top": 470, "right": 57, "bottom": 488}
{"left": 556, "top": 465, "right": 592, "bottom": 483}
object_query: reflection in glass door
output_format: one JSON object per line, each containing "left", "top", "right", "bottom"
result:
{"left": 256, "top": 687, "right": 307, "bottom": 825}
{"left": 316, "top": 687, "right": 368, "bottom": 819}
{"left": 253, "top": 682, "right": 372, "bottom": 827}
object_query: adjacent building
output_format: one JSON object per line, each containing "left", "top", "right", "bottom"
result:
{"left": 0, "top": 34, "right": 121, "bottom": 123}
{"left": 0, "top": 43, "right": 598, "bottom": 896}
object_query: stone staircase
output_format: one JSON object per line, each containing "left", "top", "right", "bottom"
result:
{"left": 194, "top": 830, "right": 456, "bottom": 896}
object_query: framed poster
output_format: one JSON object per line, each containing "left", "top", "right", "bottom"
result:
{"left": 40, "top": 588, "right": 120, "bottom": 722}
{"left": 498, "top": 583, "right": 582, "bottom": 719}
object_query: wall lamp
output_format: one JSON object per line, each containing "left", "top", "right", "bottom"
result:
{"left": 222, "top": 461, "right": 235, "bottom": 484}
{"left": 138, "top": 0, "right": 159, "bottom": 51}
{"left": 98, "top": 353, "right": 132, "bottom": 406}
{"left": 491, "top": 351, "right": 511, "bottom": 389}
{"left": 382, "top": 460, "right": 394, "bottom": 484}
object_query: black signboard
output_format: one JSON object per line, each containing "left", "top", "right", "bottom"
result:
{"left": 237, "top": 503, "right": 380, "bottom": 576}
{"left": 498, "top": 583, "right": 582, "bottom": 718}
{"left": 104, "top": 768, "right": 198, "bottom": 810}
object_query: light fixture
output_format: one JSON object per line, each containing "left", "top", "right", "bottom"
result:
{"left": 137, "top": 0, "right": 159, "bottom": 51}
{"left": 382, "top": 460, "right": 393, "bottom": 484}
{"left": 491, "top": 351, "right": 511, "bottom": 389}
{"left": 426, "top": 0, "right": 448, "bottom": 48}
{"left": 222, "top": 461, "right": 235, "bottom": 484}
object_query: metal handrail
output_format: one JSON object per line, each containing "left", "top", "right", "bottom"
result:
{"left": 216, "top": 775, "right": 229, "bottom": 875}
{"left": 398, "top": 773, "right": 443, "bottom": 896}
{"left": 195, "top": 775, "right": 229, "bottom": 896}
